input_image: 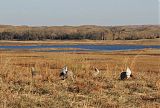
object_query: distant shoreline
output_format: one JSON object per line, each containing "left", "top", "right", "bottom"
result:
{"left": 0, "top": 25, "right": 159, "bottom": 41}
{"left": 0, "top": 38, "right": 160, "bottom": 46}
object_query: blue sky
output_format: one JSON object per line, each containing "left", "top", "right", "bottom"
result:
{"left": 0, "top": 0, "right": 159, "bottom": 26}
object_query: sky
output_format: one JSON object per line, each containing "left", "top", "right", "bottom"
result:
{"left": 0, "top": 0, "right": 159, "bottom": 26}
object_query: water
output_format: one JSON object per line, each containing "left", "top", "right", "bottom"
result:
{"left": 0, "top": 45, "right": 160, "bottom": 52}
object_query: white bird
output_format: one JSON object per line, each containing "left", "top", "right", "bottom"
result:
{"left": 60, "top": 66, "right": 68, "bottom": 80}
{"left": 92, "top": 68, "right": 100, "bottom": 77}
{"left": 120, "top": 67, "right": 133, "bottom": 80}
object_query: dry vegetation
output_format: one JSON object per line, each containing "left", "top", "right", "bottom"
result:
{"left": 0, "top": 25, "right": 159, "bottom": 41}
{"left": 0, "top": 49, "right": 160, "bottom": 108}
{"left": 0, "top": 38, "right": 160, "bottom": 46}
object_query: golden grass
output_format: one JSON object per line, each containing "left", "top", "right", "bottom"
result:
{"left": 0, "top": 49, "right": 160, "bottom": 108}
{"left": 0, "top": 38, "right": 160, "bottom": 46}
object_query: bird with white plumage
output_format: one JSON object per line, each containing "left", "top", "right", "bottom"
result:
{"left": 60, "top": 66, "right": 68, "bottom": 80}
{"left": 120, "top": 67, "right": 133, "bottom": 80}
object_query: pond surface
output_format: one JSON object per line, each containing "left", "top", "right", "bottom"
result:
{"left": 0, "top": 45, "right": 160, "bottom": 52}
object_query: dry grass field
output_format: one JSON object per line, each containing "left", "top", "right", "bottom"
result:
{"left": 0, "top": 38, "right": 160, "bottom": 46}
{"left": 0, "top": 48, "right": 160, "bottom": 108}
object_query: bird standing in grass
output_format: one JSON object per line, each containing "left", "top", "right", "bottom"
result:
{"left": 92, "top": 68, "right": 100, "bottom": 77}
{"left": 120, "top": 67, "right": 133, "bottom": 80}
{"left": 31, "top": 67, "right": 37, "bottom": 77}
{"left": 60, "top": 66, "right": 68, "bottom": 80}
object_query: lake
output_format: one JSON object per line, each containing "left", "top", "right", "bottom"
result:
{"left": 0, "top": 45, "right": 160, "bottom": 52}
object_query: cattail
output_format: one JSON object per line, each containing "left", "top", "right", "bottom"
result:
{"left": 120, "top": 67, "right": 133, "bottom": 80}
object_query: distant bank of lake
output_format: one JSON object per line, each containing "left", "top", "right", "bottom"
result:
{"left": 0, "top": 45, "right": 160, "bottom": 52}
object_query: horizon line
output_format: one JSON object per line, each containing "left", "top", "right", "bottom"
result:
{"left": 0, "top": 24, "right": 159, "bottom": 27}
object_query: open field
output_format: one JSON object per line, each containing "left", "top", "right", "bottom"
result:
{"left": 0, "top": 49, "right": 160, "bottom": 108}
{"left": 0, "top": 38, "right": 160, "bottom": 46}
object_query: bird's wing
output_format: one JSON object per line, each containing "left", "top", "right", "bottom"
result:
{"left": 126, "top": 67, "right": 132, "bottom": 76}
{"left": 95, "top": 68, "right": 100, "bottom": 73}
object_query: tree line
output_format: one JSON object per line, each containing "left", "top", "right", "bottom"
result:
{"left": 0, "top": 25, "right": 159, "bottom": 40}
